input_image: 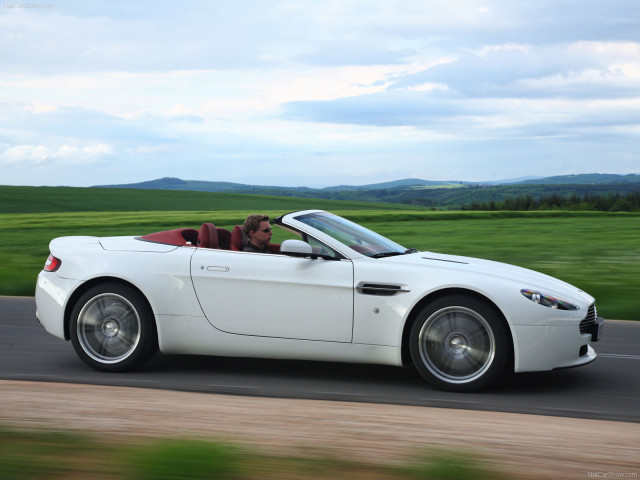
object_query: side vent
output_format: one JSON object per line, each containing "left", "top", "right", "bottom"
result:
{"left": 356, "top": 283, "right": 410, "bottom": 296}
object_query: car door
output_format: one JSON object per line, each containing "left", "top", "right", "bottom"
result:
{"left": 190, "top": 248, "right": 354, "bottom": 342}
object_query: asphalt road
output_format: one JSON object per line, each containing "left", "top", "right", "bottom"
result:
{"left": 2, "top": 296, "right": 639, "bottom": 423}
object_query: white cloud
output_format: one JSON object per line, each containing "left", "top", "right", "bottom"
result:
{"left": 0, "top": 145, "right": 48, "bottom": 165}
{"left": 0, "top": 143, "right": 114, "bottom": 166}
{"left": 24, "top": 102, "right": 59, "bottom": 114}
{"left": 388, "top": 41, "right": 640, "bottom": 98}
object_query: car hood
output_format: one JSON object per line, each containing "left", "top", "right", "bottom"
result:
{"left": 384, "top": 250, "right": 593, "bottom": 303}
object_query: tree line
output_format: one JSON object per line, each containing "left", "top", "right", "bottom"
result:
{"left": 461, "top": 192, "right": 640, "bottom": 212}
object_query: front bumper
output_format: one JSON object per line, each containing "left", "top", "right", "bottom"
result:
{"left": 511, "top": 322, "right": 600, "bottom": 373}
{"left": 582, "top": 315, "right": 605, "bottom": 342}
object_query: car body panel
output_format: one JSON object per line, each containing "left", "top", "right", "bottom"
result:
{"left": 190, "top": 248, "right": 354, "bottom": 342}
{"left": 155, "top": 314, "right": 401, "bottom": 365}
{"left": 43, "top": 237, "right": 203, "bottom": 318}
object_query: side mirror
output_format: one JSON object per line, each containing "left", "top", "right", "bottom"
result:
{"left": 280, "top": 239, "right": 313, "bottom": 257}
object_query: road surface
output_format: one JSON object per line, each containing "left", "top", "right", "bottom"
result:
{"left": 1, "top": 296, "right": 638, "bottom": 423}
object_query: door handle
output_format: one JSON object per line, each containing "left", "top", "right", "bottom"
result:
{"left": 203, "top": 266, "right": 229, "bottom": 272}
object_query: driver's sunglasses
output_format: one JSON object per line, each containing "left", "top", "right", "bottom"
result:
{"left": 259, "top": 227, "right": 273, "bottom": 233}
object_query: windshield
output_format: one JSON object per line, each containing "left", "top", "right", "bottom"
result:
{"left": 294, "top": 212, "right": 407, "bottom": 258}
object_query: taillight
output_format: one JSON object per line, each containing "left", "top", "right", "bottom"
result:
{"left": 44, "top": 254, "right": 61, "bottom": 272}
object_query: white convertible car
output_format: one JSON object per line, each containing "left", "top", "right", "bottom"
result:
{"left": 35, "top": 210, "right": 603, "bottom": 392}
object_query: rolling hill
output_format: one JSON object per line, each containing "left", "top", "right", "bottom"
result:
{"left": 93, "top": 174, "right": 640, "bottom": 209}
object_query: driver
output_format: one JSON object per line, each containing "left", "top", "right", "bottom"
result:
{"left": 243, "top": 214, "right": 273, "bottom": 253}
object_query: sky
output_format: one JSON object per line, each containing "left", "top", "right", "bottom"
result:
{"left": 1, "top": 0, "right": 639, "bottom": 187}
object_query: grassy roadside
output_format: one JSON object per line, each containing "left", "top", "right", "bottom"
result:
{"left": 0, "top": 425, "right": 506, "bottom": 480}
{"left": 2, "top": 209, "right": 638, "bottom": 320}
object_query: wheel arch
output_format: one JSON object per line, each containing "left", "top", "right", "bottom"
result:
{"left": 400, "top": 287, "right": 515, "bottom": 369}
{"left": 63, "top": 276, "right": 156, "bottom": 341}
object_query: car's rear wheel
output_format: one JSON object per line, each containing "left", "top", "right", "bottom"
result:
{"left": 410, "top": 294, "right": 509, "bottom": 392}
{"left": 70, "top": 283, "right": 158, "bottom": 372}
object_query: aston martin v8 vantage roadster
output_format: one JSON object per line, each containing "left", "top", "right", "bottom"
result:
{"left": 35, "top": 210, "right": 603, "bottom": 391}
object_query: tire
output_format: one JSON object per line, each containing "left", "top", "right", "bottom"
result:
{"left": 70, "top": 283, "right": 158, "bottom": 372}
{"left": 409, "top": 294, "right": 509, "bottom": 392}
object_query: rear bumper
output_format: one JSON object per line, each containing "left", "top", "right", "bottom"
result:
{"left": 35, "top": 271, "right": 79, "bottom": 340}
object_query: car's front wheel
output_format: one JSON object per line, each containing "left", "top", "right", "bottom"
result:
{"left": 70, "top": 283, "right": 158, "bottom": 372}
{"left": 409, "top": 294, "right": 510, "bottom": 392}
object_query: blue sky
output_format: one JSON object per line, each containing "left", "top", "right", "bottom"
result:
{"left": 1, "top": 0, "right": 639, "bottom": 187}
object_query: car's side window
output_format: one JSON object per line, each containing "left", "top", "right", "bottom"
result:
{"left": 304, "top": 235, "right": 341, "bottom": 259}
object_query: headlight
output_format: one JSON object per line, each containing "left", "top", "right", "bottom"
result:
{"left": 520, "top": 289, "right": 579, "bottom": 310}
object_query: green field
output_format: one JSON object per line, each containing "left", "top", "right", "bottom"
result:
{"left": 1, "top": 186, "right": 638, "bottom": 320}
{"left": 0, "top": 185, "right": 422, "bottom": 214}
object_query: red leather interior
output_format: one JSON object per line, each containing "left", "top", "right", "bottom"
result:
{"left": 139, "top": 228, "right": 198, "bottom": 246}
{"left": 216, "top": 228, "right": 231, "bottom": 250}
{"left": 267, "top": 244, "right": 281, "bottom": 254}
{"left": 140, "top": 224, "right": 279, "bottom": 253}
{"left": 230, "top": 225, "right": 247, "bottom": 251}
{"left": 197, "top": 223, "right": 219, "bottom": 249}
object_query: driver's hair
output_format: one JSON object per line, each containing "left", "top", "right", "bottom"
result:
{"left": 243, "top": 215, "right": 269, "bottom": 236}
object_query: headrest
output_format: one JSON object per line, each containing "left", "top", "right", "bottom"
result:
{"left": 230, "top": 225, "right": 247, "bottom": 251}
{"left": 197, "top": 223, "right": 219, "bottom": 249}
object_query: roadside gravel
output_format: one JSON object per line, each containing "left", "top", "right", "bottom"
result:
{"left": 1, "top": 380, "right": 638, "bottom": 479}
